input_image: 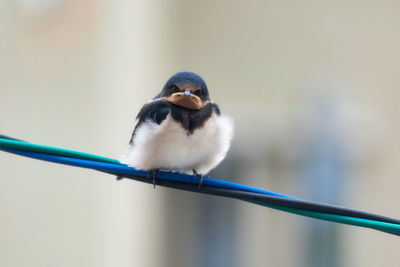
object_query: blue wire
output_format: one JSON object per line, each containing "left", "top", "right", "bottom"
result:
{"left": 1, "top": 147, "right": 296, "bottom": 199}
{"left": 3, "top": 146, "right": 400, "bottom": 236}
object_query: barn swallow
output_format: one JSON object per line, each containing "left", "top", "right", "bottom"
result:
{"left": 120, "top": 71, "right": 234, "bottom": 185}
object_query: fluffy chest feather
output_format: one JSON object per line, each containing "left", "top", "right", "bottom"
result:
{"left": 122, "top": 113, "right": 233, "bottom": 174}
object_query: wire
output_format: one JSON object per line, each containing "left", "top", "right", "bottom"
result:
{"left": 1, "top": 135, "right": 400, "bottom": 236}
{"left": 0, "top": 137, "right": 120, "bottom": 165}
{"left": 3, "top": 147, "right": 400, "bottom": 235}
{"left": 0, "top": 136, "right": 294, "bottom": 197}
{"left": 0, "top": 146, "right": 294, "bottom": 198}
{"left": 0, "top": 134, "right": 23, "bottom": 141}
{"left": 112, "top": 174, "right": 400, "bottom": 234}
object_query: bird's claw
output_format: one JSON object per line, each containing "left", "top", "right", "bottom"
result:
{"left": 147, "top": 169, "right": 159, "bottom": 188}
{"left": 192, "top": 169, "right": 204, "bottom": 188}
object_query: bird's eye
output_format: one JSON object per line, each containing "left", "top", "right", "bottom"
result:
{"left": 194, "top": 90, "right": 202, "bottom": 96}
{"left": 171, "top": 85, "right": 180, "bottom": 93}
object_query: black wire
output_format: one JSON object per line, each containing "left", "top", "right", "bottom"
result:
{"left": 113, "top": 173, "right": 400, "bottom": 226}
{"left": 116, "top": 173, "right": 400, "bottom": 236}
{"left": 3, "top": 133, "right": 400, "bottom": 231}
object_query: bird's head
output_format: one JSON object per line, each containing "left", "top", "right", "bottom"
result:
{"left": 160, "top": 72, "right": 210, "bottom": 110}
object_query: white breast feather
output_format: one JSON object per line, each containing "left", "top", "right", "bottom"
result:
{"left": 120, "top": 113, "right": 234, "bottom": 174}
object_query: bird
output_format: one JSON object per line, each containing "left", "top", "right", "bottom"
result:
{"left": 120, "top": 71, "right": 234, "bottom": 184}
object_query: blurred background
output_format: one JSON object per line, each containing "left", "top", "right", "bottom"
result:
{"left": 1, "top": 1, "right": 400, "bottom": 266}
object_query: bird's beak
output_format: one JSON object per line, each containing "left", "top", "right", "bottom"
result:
{"left": 165, "top": 91, "right": 204, "bottom": 110}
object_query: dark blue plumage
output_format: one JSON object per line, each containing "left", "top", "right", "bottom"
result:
{"left": 130, "top": 72, "right": 218, "bottom": 144}
{"left": 129, "top": 99, "right": 220, "bottom": 144}
{"left": 161, "top": 71, "right": 209, "bottom": 100}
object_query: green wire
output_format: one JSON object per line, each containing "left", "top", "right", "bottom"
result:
{"left": 0, "top": 138, "right": 122, "bottom": 165}
{"left": 249, "top": 201, "right": 400, "bottom": 234}
{"left": 1, "top": 137, "right": 399, "bottom": 234}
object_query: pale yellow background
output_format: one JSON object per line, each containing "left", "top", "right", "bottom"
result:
{"left": 1, "top": 1, "right": 399, "bottom": 266}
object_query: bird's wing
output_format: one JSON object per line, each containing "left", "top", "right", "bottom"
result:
{"left": 129, "top": 99, "right": 170, "bottom": 145}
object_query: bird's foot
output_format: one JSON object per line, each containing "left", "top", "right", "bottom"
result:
{"left": 192, "top": 169, "right": 204, "bottom": 188}
{"left": 116, "top": 175, "right": 124, "bottom": 180}
{"left": 147, "top": 169, "right": 159, "bottom": 188}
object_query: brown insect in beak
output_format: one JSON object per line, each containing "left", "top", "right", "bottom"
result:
{"left": 164, "top": 90, "right": 205, "bottom": 110}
